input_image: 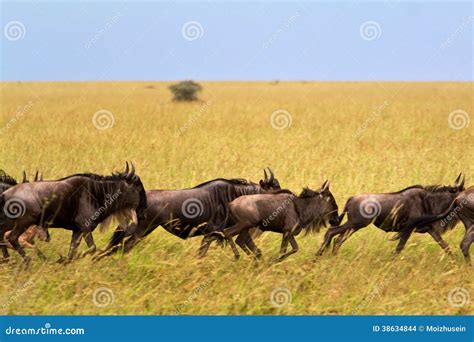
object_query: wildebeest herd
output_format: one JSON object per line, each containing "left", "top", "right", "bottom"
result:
{"left": 0, "top": 164, "right": 472, "bottom": 266}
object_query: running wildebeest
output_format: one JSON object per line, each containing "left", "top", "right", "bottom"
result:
{"left": 316, "top": 174, "right": 465, "bottom": 256}
{"left": 100, "top": 168, "right": 281, "bottom": 258}
{"left": 217, "top": 181, "right": 339, "bottom": 260}
{"left": 0, "top": 163, "right": 147, "bottom": 263}
{"left": 0, "top": 170, "right": 50, "bottom": 260}
{"left": 398, "top": 185, "right": 474, "bottom": 264}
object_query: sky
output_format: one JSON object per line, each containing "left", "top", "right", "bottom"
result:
{"left": 0, "top": 1, "right": 472, "bottom": 81}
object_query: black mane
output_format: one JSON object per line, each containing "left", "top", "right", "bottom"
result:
{"left": 58, "top": 172, "right": 135, "bottom": 183}
{"left": 390, "top": 184, "right": 455, "bottom": 194}
{"left": 192, "top": 178, "right": 255, "bottom": 188}
{"left": 0, "top": 170, "right": 18, "bottom": 186}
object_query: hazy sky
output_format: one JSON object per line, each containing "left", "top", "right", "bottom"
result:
{"left": 1, "top": 1, "right": 472, "bottom": 81}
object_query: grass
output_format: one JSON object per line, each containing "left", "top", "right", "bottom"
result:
{"left": 0, "top": 81, "right": 472, "bottom": 315}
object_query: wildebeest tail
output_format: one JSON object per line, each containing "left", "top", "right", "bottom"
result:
{"left": 337, "top": 200, "right": 350, "bottom": 225}
{"left": 393, "top": 199, "right": 458, "bottom": 240}
{"left": 0, "top": 194, "right": 6, "bottom": 227}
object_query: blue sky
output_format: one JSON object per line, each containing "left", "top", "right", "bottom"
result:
{"left": 1, "top": 1, "right": 472, "bottom": 81}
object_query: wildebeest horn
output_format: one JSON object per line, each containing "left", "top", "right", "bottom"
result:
{"left": 34, "top": 170, "right": 39, "bottom": 182}
{"left": 124, "top": 162, "right": 130, "bottom": 175}
{"left": 459, "top": 174, "right": 465, "bottom": 189}
{"left": 22, "top": 171, "right": 27, "bottom": 183}
{"left": 128, "top": 162, "right": 135, "bottom": 179}
{"left": 321, "top": 180, "right": 330, "bottom": 192}
{"left": 454, "top": 173, "right": 462, "bottom": 186}
{"left": 40, "top": 173, "right": 43, "bottom": 181}
{"left": 268, "top": 168, "right": 274, "bottom": 183}
{"left": 263, "top": 169, "right": 268, "bottom": 182}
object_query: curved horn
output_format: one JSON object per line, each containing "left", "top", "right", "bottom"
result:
{"left": 34, "top": 170, "right": 39, "bottom": 182}
{"left": 459, "top": 174, "right": 465, "bottom": 189}
{"left": 268, "top": 168, "right": 275, "bottom": 183}
{"left": 263, "top": 168, "right": 268, "bottom": 182}
{"left": 124, "top": 161, "right": 130, "bottom": 175}
{"left": 454, "top": 173, "right": 462, "bottom": 186}
{"left": 22, "top": 171, "right": 27, "bottom": 183}
{"left": 128, "top": 162, "right": 135, "bottom": 179}
{"left": 40, "top": 173, "right": 43, "bottom": 181}
{"left": 321, "top": 180, "right": 330, "bottom": 192}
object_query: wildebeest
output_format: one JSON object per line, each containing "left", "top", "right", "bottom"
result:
{"left": 0, "top": 170, "right": 50, "bottom": 260}
{"left": 100, "top": 168, "right": 281, "bottom": 258}
{"left": 316, "top": 174, "right": 465, "bottom": 256}
{"left": 217, "top": 181, "right": 339, "bottom": 260}
{"left": 0, "top": 163, "right": 147, "bottom": 263}
{"left": 398, "top": 186, "right": 474, "bottom": 264}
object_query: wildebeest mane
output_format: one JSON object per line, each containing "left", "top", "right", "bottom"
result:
{"left": 0, "top": 170, "right": 18, "bottom": 186}
{"left": 192, "top": 178, "right": 254, "bottom": 188}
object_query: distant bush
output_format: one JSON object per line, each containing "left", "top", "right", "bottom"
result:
{"left": 168, "top": 80, "right": 202, "bottom": 102}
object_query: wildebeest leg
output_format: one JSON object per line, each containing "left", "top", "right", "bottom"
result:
{"left": 332, "top": 228, "right": 354, "bottom": 255}
{"left": 198, "top": 234, "right": 215, "bottom": 258}
{"left": 460, "top": 224, "right": 473, "bottom": 265}
{"left": 240, "top": 231, "right": 262, "bottom": 259}
{"left": 222, "top": 223, "right": 251, "bottom": 260}
{"left": 235, "top": 233, "right": 253, "bottom": 256}
{"left": 0, "top": 230, "right": 9, "bottom": 261}
{"left": 316, "top": 223, "right": 354, "bottom": 256}
{"left": 278, "top": 235, "right": 299, "bottom": 261}
{"left": 394, "top": 229, "right": 411, "bottom": 254}
{"left": 6, "top": 225, "right": 31, "bottom": 264}
{"left": 67, "top": 229, "right": 83, "bottom": 261}
{"left": 428, "top": 229, "right": 453, "bottom": 255}
{"left": 80, "top": 232, "right": 97, "bottom": 257}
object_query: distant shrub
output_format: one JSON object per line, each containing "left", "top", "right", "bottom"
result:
{"left": 168, "top": 80, "right": 202, "bottom": 102}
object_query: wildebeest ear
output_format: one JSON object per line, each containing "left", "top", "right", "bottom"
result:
{"left": 321, "top": 180, "right": 330, "bottom": 192}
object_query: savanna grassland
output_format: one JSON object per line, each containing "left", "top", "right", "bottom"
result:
{"left": 0, "top": 81, "right": 472, "bottom": 315}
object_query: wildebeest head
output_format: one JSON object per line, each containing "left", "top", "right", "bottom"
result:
{"left": 259, "top": 168, "right": 281, "bottom": 190}
{"left": 310, "top": 180, "right": 339, "bottom": 226}
{"left": 113, "top": 162, "right": 148, "bottom": 220}
{"left": 424, "top": 173, "right": 465, "bottom": 212}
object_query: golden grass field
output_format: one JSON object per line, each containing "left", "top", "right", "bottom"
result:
{"left": 0, "top": 81, "right": 472, "bottom": 315}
